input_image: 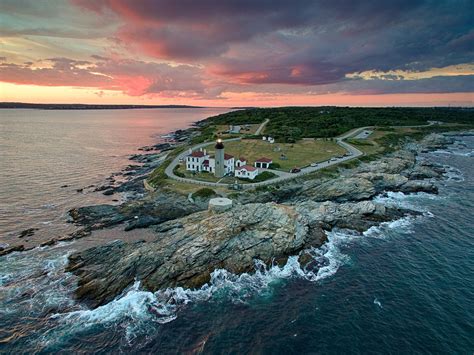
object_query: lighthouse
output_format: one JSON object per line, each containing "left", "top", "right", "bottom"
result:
{"left": 214, "top": 138, "right": 225, "bottom": 178}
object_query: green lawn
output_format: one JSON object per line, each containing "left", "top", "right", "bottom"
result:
{"left": 216, "top": 139, "right": 346, "bottom": 171}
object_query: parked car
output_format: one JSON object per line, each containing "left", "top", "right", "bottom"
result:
{"left": 290, "top": 168, "right": 301, "bottom": 173}
{"left": 310, "top": 163, "right": 318, "bottom": 167}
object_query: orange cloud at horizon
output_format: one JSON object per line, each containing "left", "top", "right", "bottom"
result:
{"left": 1, "top": 82, "right": 473, "bottom": 107}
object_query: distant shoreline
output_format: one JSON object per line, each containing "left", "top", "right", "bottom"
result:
{"left": 0, "top": 102, "right": 207, "bottom": 110}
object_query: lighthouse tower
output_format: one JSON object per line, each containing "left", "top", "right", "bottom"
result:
{"left": 214, "top": 139, "right": 225, "bottom": 178}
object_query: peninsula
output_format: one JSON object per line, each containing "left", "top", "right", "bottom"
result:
{"left": 0, "top": 102, "right": 204, "bottom": 110}
{"left": 3, "top": 107, "right": 473, "bottom": 309}
{"left": 56, "top": 106, "right": 474, "bottom": 308}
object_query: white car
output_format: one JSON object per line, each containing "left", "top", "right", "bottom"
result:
{"left": 310, "top": 163, "right": 318, "bottom": 167}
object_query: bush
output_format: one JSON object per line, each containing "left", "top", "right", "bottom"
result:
{"left": 269, "top": 162, "right": 281, "bottom": 169}
{"left": 346, "top": 139, "right": 374, "bottom": 146}
{"left": 147, "top": 146, "right": 187, "bottom": 187}
{"left": 173, "top": 165, "right": 185, "bottom": 178}
{"left": 239, "top": 171, "right": 277, "bottom": 183}
{"left": 192, "top": 188, "right": 216, "bottom": 199}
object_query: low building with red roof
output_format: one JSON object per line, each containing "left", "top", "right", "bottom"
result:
{"left": 186, "top": 149, "right": 209, "bottom": 172}
{"left": 235, "top": 157, "right": 247, "bottom": 168}
{"left": 235, "top": 164, "right": 259, "bottom": 180}
{"left": 254, "top": 157, "right": 273, "bottom": 169}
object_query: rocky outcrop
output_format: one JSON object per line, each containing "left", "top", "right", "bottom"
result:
{"left": 297, "top": 200, "right": 410, "bottom": 232}
{"left": 355, "top": 150, "right": 416, "bottom": 174}
{"left": 69, "top": 190, "right": 204, "bottom": 233}
{"left": 420, "top": 133, "right": 455, "bottom": 150}
{"left": 67, "top": 200, "right": 412, "bottom": 308}
{"left": 399, "top": 180, "right": 438, "bottom": 194}
{"left": 304, "top": 177, "right": 376, "bottom": 202}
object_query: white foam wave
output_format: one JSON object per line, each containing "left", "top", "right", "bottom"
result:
{"left": 363, "top": 215, "right": 415, "bottom": 238}
{"left": 374, "top": 191, "right": 439, "bottom": 213}
{"left": 442, "top": 166, "right": 464, "bottom": 182}
{"left": 50, "top": 229, "right": 364, "bottom": 343}
{"left": 432, "top": 148, "right": 474, "bottom": 157}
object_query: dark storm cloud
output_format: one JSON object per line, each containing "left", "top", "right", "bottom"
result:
{"left": 73, "top": 0, "right": 473, "bottom": 91}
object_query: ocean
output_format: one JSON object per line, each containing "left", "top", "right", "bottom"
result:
{"left": 0, "top": 108, "right": 229, "bottom": 248}
{"left": 0, "top": 110, "right": 473, "bottom": 353}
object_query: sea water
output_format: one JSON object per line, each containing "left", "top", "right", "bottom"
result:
{"left": 0, "top": 112, "right": 473, "bottom": 353}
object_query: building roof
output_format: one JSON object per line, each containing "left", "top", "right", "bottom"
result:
{"left": 224, "top": 153, "right": 234, "bottom": 160}
{"left": 203, "top": 159, "right": 210, "bottom": 166}
{"left": 189, "top": 151, "right": 206, "bottom": 158}
{"left": 256, "top": 157, "right": 273, "bottom": 163}
{"left": 237, "top": 157, "right": 246, "bottom": 162}
{"left": 238, "top": 164, "right": 257, "bottom": 172}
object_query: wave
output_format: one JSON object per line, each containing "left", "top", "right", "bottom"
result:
{"left": 363, "top": 215, "right": 417, "bottom": 239}
{"left": 46, "top": 225, "right": 402, "bottom": 344}
{"left": 374, "top": 191, "right": 440, "bottom": 214}
{"left": 442, "top": 166, "right": 464, "bottom": 182}
{"left": 2, "top": 195, "right": 434, "bottom": 347}
{"left": 431, "top": 148, "right": 474, "bottom": 157}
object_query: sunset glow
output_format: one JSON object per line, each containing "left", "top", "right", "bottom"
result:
{"left": 1, "top": 0, "right": 473, "bottom": 106}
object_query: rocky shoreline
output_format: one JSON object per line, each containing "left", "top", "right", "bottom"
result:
{"left": 62, "top": 132, "right": 459, "bottom": 308}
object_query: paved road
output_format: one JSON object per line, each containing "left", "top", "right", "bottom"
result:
{"left": 255, "top": 119, "right": 269, "bottom": 135}
{"left": 161, "top": 122, "right": 435, "bottom": 189}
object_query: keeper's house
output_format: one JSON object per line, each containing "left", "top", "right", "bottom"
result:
{"left": 235, "top": 165, "right": 259, "bottom": 180}
{"left": 186, "top": 150, "right": 208, "bottom": 172}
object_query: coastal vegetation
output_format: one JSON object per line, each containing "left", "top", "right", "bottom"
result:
{"left": 192, "top": 188, "right": 216, "bottom": 199}
{"left": 237, "top": 171, "right": 277, "bottom": 183}
{"left": 148, "top": 107, "right": 474, "bottom": 192}
{"left": 148, "top": 146, "right": 187, "bottom": 187}
{"left": 207, "top": 107, "right": 474, "bottom": 142}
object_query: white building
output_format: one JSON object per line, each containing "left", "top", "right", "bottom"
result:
{"left": 186, "top": 150, "right": 209, "bottom": 172}
{"left": 222, "top": 153, "right": 235, "bottom": 175}
{"left": 235, "top": 165, "right": 259, "bottom": 180}
{"left": 254, "top": 157, "right": 273, "bottom": 169}
{"left": 235, "top": 157, "right": 247, "bottom": 168}
{"left": 229, "top": 125, "right": 241, "bottom": 134}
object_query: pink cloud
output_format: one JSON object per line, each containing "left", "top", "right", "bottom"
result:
{"left": 0, "top": 56, "right": 213, "bottom": 98}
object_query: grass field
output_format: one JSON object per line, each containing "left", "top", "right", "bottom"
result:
{"left": 212, "top": 138, "right": 346, "bottom": 171}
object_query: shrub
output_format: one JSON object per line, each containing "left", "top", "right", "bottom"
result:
{"left": 238, "top": 171, "right": 277, "bottom": 183}
{"left": 269, "top": 162, "right": 281, "bottom": 169}
{"left": 192, "top": 188, "right": 216, "bottom": 199}
{"left": 173, "top": 165, "right": 185, "bottom": 178}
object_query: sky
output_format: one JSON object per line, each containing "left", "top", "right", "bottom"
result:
{"left": 0, "top": 0, "right": 473, "bottom": 107}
